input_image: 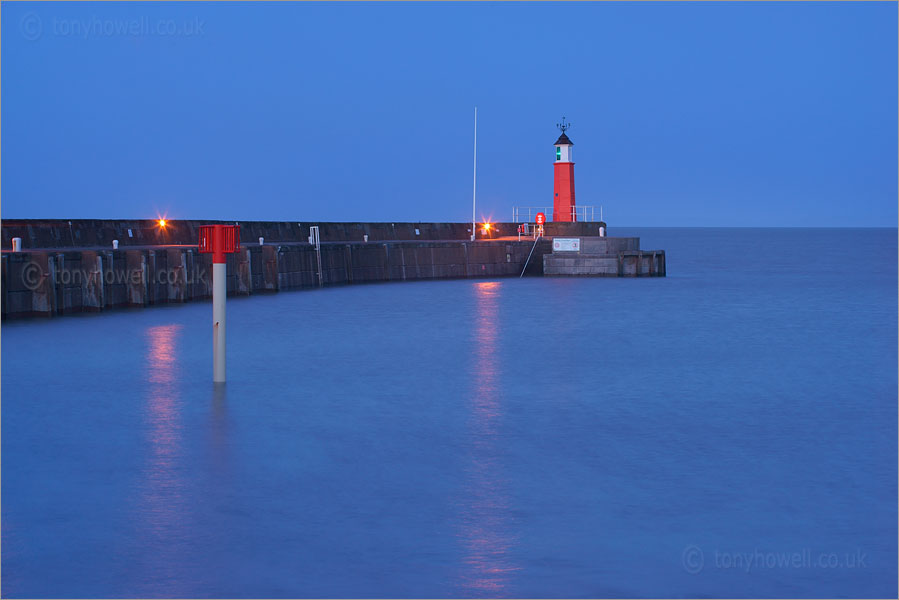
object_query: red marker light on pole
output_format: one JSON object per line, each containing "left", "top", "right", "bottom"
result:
{"left": 198, "top": 225, "right": 241, "bottom": 382}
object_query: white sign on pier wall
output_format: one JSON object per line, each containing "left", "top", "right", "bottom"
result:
{"left": 553, "top": 238, "right": 581, "bottom": 252}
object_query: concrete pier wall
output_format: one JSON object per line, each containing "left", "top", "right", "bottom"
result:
{"left": 543, "top": 251, "right": 666, "bottom": 277}
{"left": 1, "top": 219, "right": 606, "bottom": 250}
{"left": 543, "top": 237, "right": 666, "bottom": 277}
{"left": 1, "top": 239, "right": 553, "bottom": 320}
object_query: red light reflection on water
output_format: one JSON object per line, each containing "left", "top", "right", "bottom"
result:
{"left": 457, "top": 281, "right": 520, "bottom": 596}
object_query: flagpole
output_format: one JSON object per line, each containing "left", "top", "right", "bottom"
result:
{"left": 471, "top": 106, "right": 477, "bottom": 242}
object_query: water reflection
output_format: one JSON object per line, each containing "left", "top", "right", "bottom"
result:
{"left": 209, "top": 382, "right": 231, "bottom": 477}
{"left": 135, "top": 324, "right": 189, "bottom": 594}
{"left": 457, "top": 281, "right": 520, "bottom": 597}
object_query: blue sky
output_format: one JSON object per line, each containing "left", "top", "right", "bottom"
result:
{"left": 2, "top": 1, "right": 896, "bottom": 226}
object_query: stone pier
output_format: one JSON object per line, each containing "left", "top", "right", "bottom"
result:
{"left": 543, "top": 237, "right": 666, "bottom": 277}
{"left": 1, "top": 239, "right": 555, "bottom": 320}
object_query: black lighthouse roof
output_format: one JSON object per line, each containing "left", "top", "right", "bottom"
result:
{"left": 554, "top": 132, "right": 573, "bottom": 146}
{"left": 554, "top": 117, "right": 573, "bottom": 145}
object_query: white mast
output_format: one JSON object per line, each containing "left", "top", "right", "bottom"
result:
{"left": 471, "top": 106, "right": 477, "bottom": 242}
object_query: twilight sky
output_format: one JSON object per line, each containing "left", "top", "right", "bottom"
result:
{"left": 2, "top": 1, "right": 896, "bottom": 226}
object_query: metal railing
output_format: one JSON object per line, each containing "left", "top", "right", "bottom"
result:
{"left": 512, "top": 206, "right": 598, "bottom": 223}
{"left": 515, "top": 223, "right": 544, "bottom": 240}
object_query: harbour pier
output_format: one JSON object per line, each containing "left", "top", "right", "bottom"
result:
{"left": 1, "top": 219, "right": 665, "bottom": 320}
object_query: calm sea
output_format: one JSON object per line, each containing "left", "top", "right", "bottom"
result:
{"left": 2, "top": 228, "right": 896, "bottom": 598}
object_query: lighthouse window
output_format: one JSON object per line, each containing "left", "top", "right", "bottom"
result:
{"left": 556, "top": 147, "right": 561, "bottom": 161}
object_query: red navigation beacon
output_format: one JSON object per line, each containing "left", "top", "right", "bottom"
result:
{"left": 198, "top": 224, "right": 241, "bottom": 383}
{"left": 198, "top": 224, "right": 241, "bottom": 263}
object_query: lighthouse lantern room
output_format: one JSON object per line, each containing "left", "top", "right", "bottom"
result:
{"left": 553, "top": 117, "right": 576, "bottom": 222}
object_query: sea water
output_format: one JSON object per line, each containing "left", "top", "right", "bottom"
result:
{"left": 2, "top": 228, "right": 896, "bottom": 598}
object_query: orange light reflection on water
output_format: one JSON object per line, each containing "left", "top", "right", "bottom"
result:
{"left": 145, "top": 324, "right": 182, "bottom": 459}
{"left": 135, "top": 324, "right": 189, "bottom": 592}
{"left": 457, "top": 281, "right": 520, "bottom": 596}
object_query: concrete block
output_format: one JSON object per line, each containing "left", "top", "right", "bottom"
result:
{"left": 164, "top": 249, "right": 188, "bottom": 302}
{"left": 261, "top": 245, "right": 279, "bottom": 291}
{"left": 235, "top": 248, "right": 252, "bottom": 295}
{"left": 125, "top": 250, "right": 149, "bottom": 306}
{"left": 79, "top": 251, "right": 104, "bottom": 310}
{"left": 6, "top": 291, "right": 35, "bottom": 316}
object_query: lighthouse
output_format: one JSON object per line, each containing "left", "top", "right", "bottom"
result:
{"left": 552, "top": 117, "right": 576, "bottom": 222}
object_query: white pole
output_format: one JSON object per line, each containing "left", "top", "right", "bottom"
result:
{"left": 471, "top": 106, "right": 477, "bottom": 242}
{"left": 212, "top": 262, "right": 227, "bottom": 383}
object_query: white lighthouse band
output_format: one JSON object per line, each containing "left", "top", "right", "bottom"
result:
{"left": 555, "top": 141, "right": 573, "bottom": 163}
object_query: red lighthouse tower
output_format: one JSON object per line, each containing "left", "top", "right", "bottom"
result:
{"left": 552, "top": 117, "right": 576, "bottom": 222}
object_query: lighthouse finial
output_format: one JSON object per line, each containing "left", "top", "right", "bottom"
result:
{"left": 556, "top": 117, "right": 571, "bottom": 134}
